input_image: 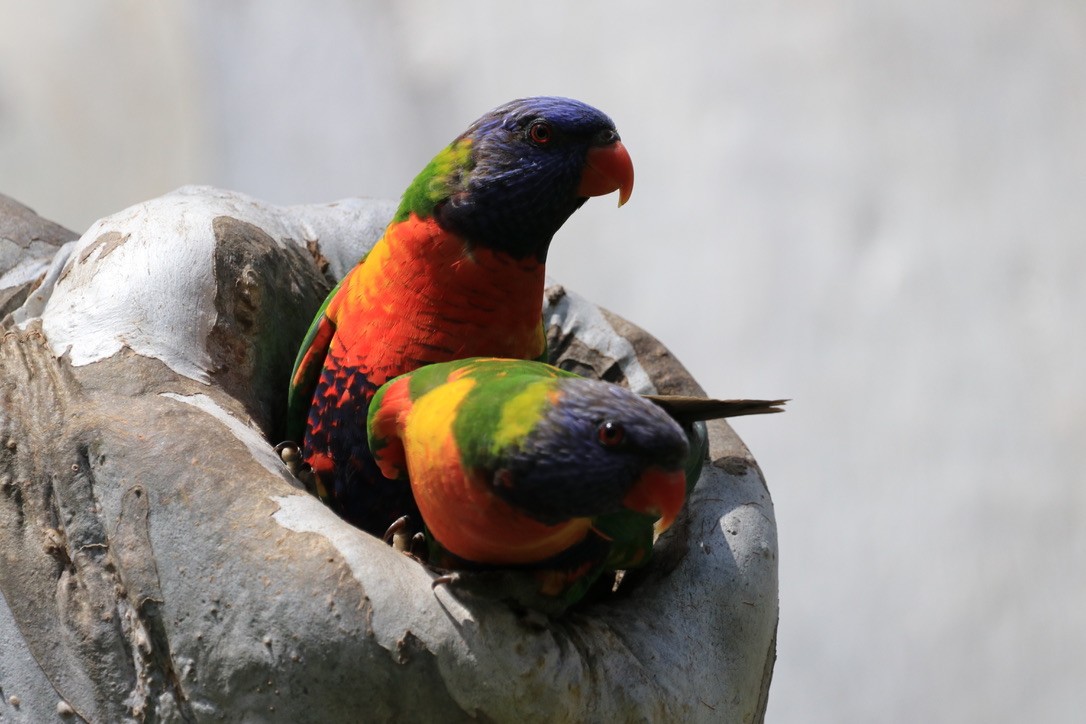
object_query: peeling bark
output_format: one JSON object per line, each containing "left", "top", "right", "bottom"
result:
{"left": 0, "top": 193, "right": 78, "bottom": 319}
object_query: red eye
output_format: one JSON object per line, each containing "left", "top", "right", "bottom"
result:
{"left": 529, "top": 121, "right": 552, "bottom": 145}
{"left": 597, "top": 420, "right": 625, "bottom": 447}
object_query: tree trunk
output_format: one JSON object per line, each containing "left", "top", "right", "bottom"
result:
{"left": 0, "top": 187, "right": 777, "bottom": 722}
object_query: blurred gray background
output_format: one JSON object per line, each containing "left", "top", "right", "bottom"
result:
{"left": 3, "top": 1, "right": 1083, "bottom": 721}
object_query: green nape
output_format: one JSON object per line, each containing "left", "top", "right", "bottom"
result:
{"left": 488, "top": 378, "right": 557, "bottom": 453}
{"left": 403, "top": 358, "right": 466, "bottom": 401}
{"left": 445, "top": 360, "right": 576, "bottom": 467}
{"left": 393, "top": 139, "right": 474, "bottom": 223}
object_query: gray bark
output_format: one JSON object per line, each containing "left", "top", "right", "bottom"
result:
{"left": 0, "top": 187, "right": 777, "bottom": 722}
{"left": 0, "top": 194, "right": 78, "bottom": 318}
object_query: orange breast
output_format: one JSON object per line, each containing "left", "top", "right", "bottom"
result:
{"left": 403, "top": 379, "right": 592, "bottom": 565}
{"left": 412, "top": 438, "right": 592, "bottom": 566}
{"left": 327, "top": 214, "right": 547, "bottom": 389}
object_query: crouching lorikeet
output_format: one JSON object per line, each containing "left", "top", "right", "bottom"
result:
{"left": 367, "top": 357, "right": 785, "bottom": 608}
{"left": 286, "top": 97, "right": 635, "bottom": 536}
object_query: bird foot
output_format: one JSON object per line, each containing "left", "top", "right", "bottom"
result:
{"left": 410, "top": 532, "right": 427, "bottom": 558}
{"left": 381, "top": 519, "right": 430, "bottom": 563}
{"left": 431, "top": 571, "right": 460, "bottom": 590}
{"left": 274, "top": 441, "right": 317, "bottom": 494}
{"left": 382, "top": 515, "right": 412, "bottom": 548}
{"left": 274, "top": 440, "right": 302, "bottom": 472}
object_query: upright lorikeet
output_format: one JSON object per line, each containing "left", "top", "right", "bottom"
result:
{"left": 367, "top": 357, "right": 785, "bottom": 607}
{"left": 287, "top": 97, "right": 635, "bottom": 536}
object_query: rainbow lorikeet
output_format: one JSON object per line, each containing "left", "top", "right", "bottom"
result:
{"left": 287, "top": 97, "right": 635, "bottom": 536}
{"left": 367, "top": 357, "right": 785, "bottom": 607}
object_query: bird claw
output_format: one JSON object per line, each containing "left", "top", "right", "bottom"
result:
{"left": 382, "top": 515, "right": 409, "bottom": 543}
{"left": 410, "top": 532, "right": 427, "bottom": 558}
{"left": 382, "top": 515, "right": 414, "bottom": 551}
{"left": 275, "top": 440, "right": 301, "bottom": 471}
{"left": 275, "top": 440, "right": 318, "bottom": 494}
{"left": 431, "top": 571, "right": 460, "bottom": 590}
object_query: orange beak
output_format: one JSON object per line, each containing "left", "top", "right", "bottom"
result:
{"left": 577, "top": 140, "right": 634, "bottom": 207}
{"left": 621, "top": 465, "right": 687, "bottom": 535}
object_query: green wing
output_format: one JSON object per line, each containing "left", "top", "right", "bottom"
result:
{"left": 285, "top": 278, "right": 343, "bottom": 443}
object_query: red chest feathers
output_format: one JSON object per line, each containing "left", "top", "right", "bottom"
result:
{"left": 326, "top": 216, "right": 547, "bottom": 385}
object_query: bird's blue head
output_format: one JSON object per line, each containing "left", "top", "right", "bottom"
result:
{"left": 492, "top": 377, "right": 688, "bottom": 527}
{"left": 396, "top": 96, "right": 634, "bottom": 261}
